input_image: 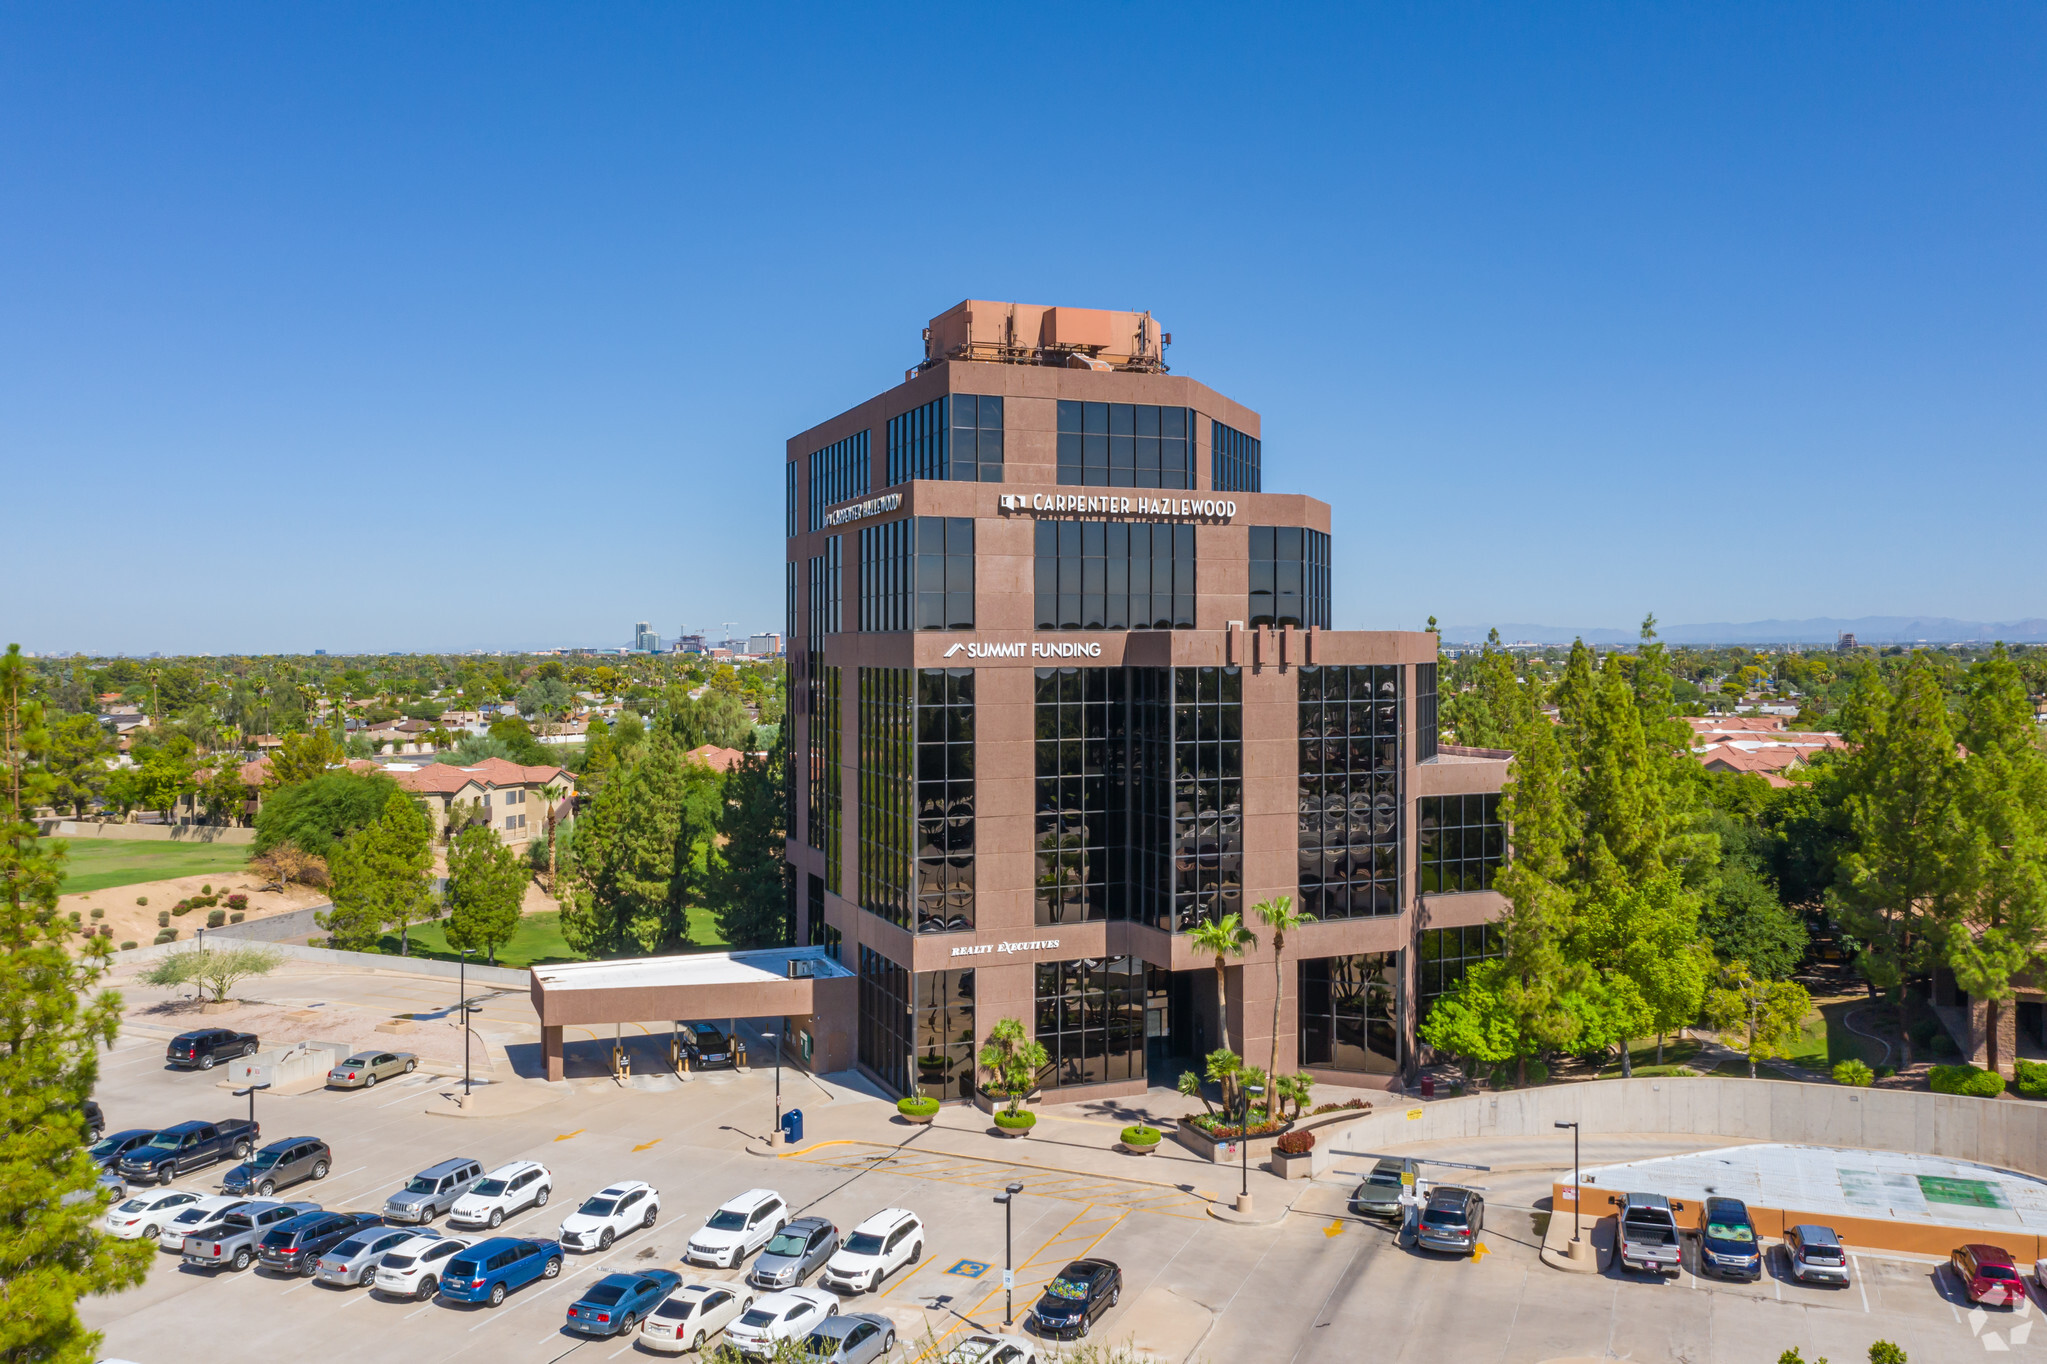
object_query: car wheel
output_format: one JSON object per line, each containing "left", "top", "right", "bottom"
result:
{"left": 405, "top": 1058, "right": 416, "bottom": 1072}
{"left": 1110, "top": 1286, "right": 1120, "bottom": 1306}
{"left": 1079, "top": 1315, "right": 1091, "bottom": 1339}
{"left": 417, "top": 1276, "right": 437, "bottom": 1301}
{"left": 231, "top": 1247, "right": 253, "bottom": 1271}
{"left": 910, "top": 1241, "right": 922, "bottom": 1263}
{"left": 311, "top": 1160, "right": 329, "bottom": 1180}
{"left": 200, "top": 1053, "right": 216, "bottom": 1070}
{"left": 544, "top": 1257, "right": 562, "bottom": 1278}
{"left": 641, "top": 1207, "right": 656, "bottom": 1230}
{"left": 140, "top": 1224, "right": 157, "bottom": 1241}
{"left": 364, "top": 1072, "right": 377, "bottom": 1088}
{"left": 243, "top": 1042, "right": 257, "bottom": 1058}
{"left": 598, "top": 1228, "right": 615, "bottom": 1251}
{"left": 883, "top": 1332, "right": 896, "bottom": 1352}
{"left": 257, "top": 1180, "right": 276, "bottom": 1196}
{"left": 618, "top": 1311, "right": 638, "bottom": 1338}
{"left": 160, "top": 1169, "right": 176, "bottom": 1186}
{"left": 535, "top": 1187, "right": 549, "bottom": 1207}
{"left": 488, "top": 1282, "right": 506, "bottom": 1307}
{"left": 488, "top": 1209, "right": 503, "bottom": 1229}
{"left": 690, "top": 1332, "right": 705, "bottom": 1352}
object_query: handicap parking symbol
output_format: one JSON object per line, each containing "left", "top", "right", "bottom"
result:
{"left": 947, "top": 1259, "right": 990, "bottom": 1279}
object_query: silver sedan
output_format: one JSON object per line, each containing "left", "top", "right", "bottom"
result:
{"left": 801, "top": 1313, "right": 896, "bottom": 1364}
{"left": 314, "top": 1227, "right": 424, "bottom": 1287}
{"left": 325, "top": 1050, "right": 417, "bottom": 1089}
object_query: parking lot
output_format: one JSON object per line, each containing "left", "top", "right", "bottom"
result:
{"left": 82, "top": 969, "right": 2047, "bottom": 1363}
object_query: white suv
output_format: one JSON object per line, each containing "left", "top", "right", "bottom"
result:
{"left": 559, "top": 1180, "right": 659, "bottom": 1253}
{"left": 685, "top": 1189, "right": 788, "bottom": 1269}
{"left": 820, "top": 1208, "right": 924, "bottom": 1294}
{"left": 450, "top": 1160, "right": 551, "bottom": 1230}
{"left": 371, "top": 1233, "right": 468, "bottom": 1301}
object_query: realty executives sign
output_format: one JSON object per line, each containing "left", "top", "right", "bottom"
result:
{"left": 950, "top": 937, "right": 1062, "bottom": 959}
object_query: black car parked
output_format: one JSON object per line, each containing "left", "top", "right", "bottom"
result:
{"left": 166, "top": 1028, "right": 260, "bottom": 1071}
{"left": 681, "top": 1023, "right": 734, "bottom": 1069}
{"left": 224, "top": 1137, "right": 333, "bottom": 1197}
{"left": 83, "top": 1100, "right": 105, "bottom": 1140}
{"left": 88, "top": 1129, "right": 156, "bottom": 1172}
{"left": 256, "top": 1210, "right": 382, "bottom": 1275}
{"left": 1030, "top": 1259, "right": 1122, "bottom": 1340}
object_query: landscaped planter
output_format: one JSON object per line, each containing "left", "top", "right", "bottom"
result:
{"left": 1120, "top": 1125, "right": 1163, "bottom": 1156}
{"left": 1270, "top": 1149, "right": 1313, "bottom": 1180}
{"left": 1172, "top": 1104, "right": 1373, "bottom": 1166}
{"left": 897, "top": 1098, "right": 939, "bottom": 1125}
{"left": 991, "top": 1112, "right": 1036, "bottom": 1139}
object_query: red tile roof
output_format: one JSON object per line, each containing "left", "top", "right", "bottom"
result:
{"left": 685, "top": 744, "right": 746, "bottom": 773}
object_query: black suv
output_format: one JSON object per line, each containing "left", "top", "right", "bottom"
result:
{"left": 256, "top": 1210, "right": 381, "bottom": 1275}
{"left": 1030, "top": 1259, "right": 1122, "bottom": 1340}
{"left": 166, "top": 1028, "right": 259, "bottom": 1071}
{"left": 225, "top": 1137, "right": 333, "bottom": 1197}
{"left": 682, "top": 1023, "right": 733, "bottom": 1069}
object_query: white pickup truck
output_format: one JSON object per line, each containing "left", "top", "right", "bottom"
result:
{"left": 1614, "top": 1192, "right": 1686, "bottom": 1275}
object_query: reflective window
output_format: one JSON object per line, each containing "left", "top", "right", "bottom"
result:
{"left": 1056, "top": 402, "right": 1194, "bottom": 488}
{"left": 1417, "top": 924, "right": 1501, "bottom": 1016}
{"left": 858, "top": 519, "right": 912, "bottom": 633}
{"left": 1034, "top": 520, "right": 1194, "bottom": 631}
{"left": 1415, "top": 663, "right": 1439, "bottom": 763}
{"left": 915, "top": 968, "right": 975, "bottom": 1100}
{"left": 916, "top": 670, "right": 975, "bottom": 933}
{"left": 1031, "top": 667, "right": 1172, "bottom": 930}
{"left": 1034, "top": 957, "right": 1148, "bottom": 1088}
{"left": 807, "top": 431, "right": 871, "bottom": 531}
{"left": 1418, "top": 794, "right": 1503, "bottom": 893}
{"left": 858, "top": 668, "right": 912, "bottom": 929}
{"left": 1247, "top": 526, "right": 1330, "bottom": 630}
{"left": 1297, "top": 665, "right": 1401, "bottom": 919}
{"left": 1172, "top": 667, "right": 1244, "bottom": 932}
{"left": 916, "top": 518, "right": 975, "bottom": 630}
{"left": 1211, "top": 420, "right": 1262, "bottom": 493}
{"left": 857, "top": 946, "right": 911, "bottom": 1096}
{"left": 1298, "top": 953, "right": 1399, "bottom": 1074}
{"left": 888, "top": 395, "right": 1004, "bottom": 485}
{"left": 810, "top": 666, "right": 841, "bottom": 892}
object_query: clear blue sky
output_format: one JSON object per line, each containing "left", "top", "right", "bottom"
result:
{"left": 3, "top": 6, "right": 2041, "bottom": 654}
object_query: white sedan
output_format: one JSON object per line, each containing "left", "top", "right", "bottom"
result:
{"left": 722, "top": 1288, "right": 837, "bottom": 1357}
{"left": 103, "top": 1188, "right": 203, "bottom": 1241}
{"left": 558, "top": 1180, "right": 659, "bottom": 1253}
{"left": 370, "top": 1233, "right": 467, "bottom": 1301}
{"left": 939, "top": 1333, "right": 1040, "bottom": 1364}
{"left": 639, "top": 1280, "right": 755, "bottom": 1354}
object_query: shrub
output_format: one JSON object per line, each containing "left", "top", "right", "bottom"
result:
{"left": 1930, "top": 1030, "right": 1959, "bottom": 1057}
{"left": 206, "top": 909, "right": 226, "bottom": 928}
{"left": 1832, "top": 1059, "right": 1875, "bottom": 1087}
{"left": 1121, "top": 1125, "right": 1161, "bottom": 1147}
{"left": 67, "top": 910, "right": 81, "bottom": 925}
{"left": 2015, "top": 1058, "right": 2047, "bottom": 1099}
{"left": 156, "top": 911, "right": 169, "bottom": 928}
{"left": 992, "top": 1109, "right": 1037, "bottom": 1131}
{"left": 229, "top": 911, "right": 245, "bottom": 924}
{"left": 1868, "top": 1342, "right": 1907, "bottom": 1364}
{"left": 1877, "top": 1066, "right": 1897, "bottom": 1079}
{"left": 89, "top": 906, "right": 104, "bottom": 920}
{"left": 201, "top": 883, "right": 212, "bottom": 895}
{"left": 896, "top": 1096, "right": 940, "bottom": 1118}
{"left": 1275, "top": 1131, "right": 1315, "bottom": 1155}
{"left": 171, "top": 900, "right": 192, "bottom": 917}
{"left": 1309, "top": 1098, "right": 1372, "bottom": 1116}
{"left": 135, "top": 896, "right": 147, "bottom": 907}
{"left": 1929, "top": 1063, "right": 2006, "bottom": 1098}
{"left": 153, "top": 929, "right": 176, "bottom": 944}
{"left": 227, "top": 893, "right": 248, "bottom": 911}
{"left": 120, "top": 940, "right": 137, "bottom": 951}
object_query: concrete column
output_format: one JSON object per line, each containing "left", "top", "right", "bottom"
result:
{"left": 542, "top": 1025, "right": 564, "bottom": 1081}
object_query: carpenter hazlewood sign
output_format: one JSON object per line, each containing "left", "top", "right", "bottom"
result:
{"left": 821, "top": 492, "right": 902, "bottom": 528}
{"left": 950, "top": 938, "right": 1062, "bottom": 958}
{"left": 942, "top": 640, "right": 1102, "bottom": 660}
{"left": 999, "top": 493, "right": 1236, "bottom": 520}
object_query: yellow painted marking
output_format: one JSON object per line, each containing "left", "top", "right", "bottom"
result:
{"left": 878, "top": 1255, "right": 937, "bottom": 1298}
{"left": 1406, "top": 1108, "right": 1423, "bottom": 1120}
{"left": 632, "top": 1139, "right": 661, "bottom": 1152}
{"left": 554, "top": 1129, "right": 584, "bottom": 1142}
{"left": 918, "top": 1205, "right": 1129, "bottom": 1358}
{"left": 1472, "top": 1242, "right": 1489, "bottom": 1263}
{"left": 1325, "top": 1219, "right": 1345, "bottom": 1238}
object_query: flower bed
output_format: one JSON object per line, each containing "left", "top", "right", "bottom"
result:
{"left": 1173, "top": 1101, "right": 1373, "bottom": 1166}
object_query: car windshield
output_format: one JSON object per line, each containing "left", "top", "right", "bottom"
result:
{"left": 252, "top": 1150, "right": 288, "bottom": 1169}
{"left": 1045, "top": 1277, "right": 1091, "bottom": 1300}
{"left": 800, "top": 1332, "right": 837, "bottom": 1356}
{"left": 654, "top": 1299, "right": 695, "bottom": 1320}
{"left": 404, "top": 1177, "right": 440, "bottom": 1194}
{"left": 220, "top": 1214, "right": 254, "bottom": 1231}
{"left": 1705, "top": 1220, "right": 1755, "bottom": 1243}
{"left": 765, "top": 1231, "right": 809, "bottom": 1256}
{"left": 695, "top": 1029, "right": 726, "bottom": 1048}
{"left": 141, "top": 1132, "right": 183, "bottom": 1151}
{"left": 174, "top": 1207, "right": 215, "bottom": 1223}
{"left": 472, "top": 1179, "right": 508, "bottom": 1197}
{"left": 738, "top": 1309, "right": 776, "bottom": 1328}
{"left": 706, "top": 1209, "right": 748, "bottom": 1230}
{"left": 581, "top": 1197, "right": 620, "bottom": 1216}
{"left": 383, "top": 1254, "right": 416, "bottom": 1269}
{"left": 1367, "top": 1170, "right": 1402, "bottom": 1186}
{"left": 260, "top": 1229, "right": 296, "bottom": 1248}
{"left": 584, "top": 1285, "right": 626, "bottom": 1306}
{"left": 448, "top": 1259, "right": 478, "bottom": 1277}
{"left": 942, "top": 1343, "right": 1000, "bottom": 1363}
{"left": 845, "top": 1232, "right": 886, "bottom": 1256}
{"left": 335, "top": 1235, "right": 378, "bottom": 1255}
{"left": 89, "top": 1136, "right": 133, "bottom": 1160}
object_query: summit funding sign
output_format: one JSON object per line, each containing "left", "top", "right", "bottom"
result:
{"left": 942, "top": 640, "right": 1103, "bottom": 660}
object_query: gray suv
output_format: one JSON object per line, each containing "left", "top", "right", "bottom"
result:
{"left": 749, "top": 1215, "right": 839, "bottom": 1290}
{"left": 383, "top": 1157, "right": 485, "bottom": 1225}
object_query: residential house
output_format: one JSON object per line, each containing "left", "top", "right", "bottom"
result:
{"left": 1686, "top": 715, "right": 1847, "bottom": 788}
{"left": 385, "top": 757, "right": 576, "bottom": 847}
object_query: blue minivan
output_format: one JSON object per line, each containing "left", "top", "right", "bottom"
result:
{"left": 437, "top": 1236, "right": 563, "bottom": 1306}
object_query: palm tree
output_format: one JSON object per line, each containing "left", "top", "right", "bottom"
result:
{"left": 536, "top": 782, "right": 566, "bottom": 891}
{"left": 1187, "top": 911, "right": 1257, "bottom": 1057}
{"left": 1252, "top": 895, "right": 1315, "bottom": 1086}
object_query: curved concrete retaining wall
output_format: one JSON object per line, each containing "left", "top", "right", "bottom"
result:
{"left": 108, "top": 938, "right": 530, "bottom": 990}
{"left": 1313, "top": 1076, "right": 2047, "bottom": 1180}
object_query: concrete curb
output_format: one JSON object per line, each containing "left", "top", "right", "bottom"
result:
{"left": 1537, "top": 1211, "right": 1608, "bottom": 1273}
{"left": 1205, "top": 1197, "right": 1291, "bottom": 1225}
{"left": 107, "top": 938, "right": 530, "bottom": 989}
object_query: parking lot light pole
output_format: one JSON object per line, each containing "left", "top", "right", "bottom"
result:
{"left": 994, "top": 1181, "right": 1024, "bottom": 1325}
{"left": 233, "top": 1082, "right": 269, "bottom": 1130}
{"left": 1555, "top": 1120, "right": 1581, "bottom": 1243}
{"left": 1240, "top": 1082, "right": 1264, "bottom": 1201}
{"left": 459, "top": 949, "right": 477, "bottom": 1096}
{"left": 762, "top": 1029, "right": 782, "bottom": 1141}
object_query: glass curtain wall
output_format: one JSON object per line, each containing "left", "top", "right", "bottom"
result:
{"left": 859, "top": 519, "right": 912, "bottom": 632}
{"left": 916, "top": 669, "right": 975, "bottom": 932}
{"left": 1298, "top": 953, "right": 1400, "bottom": 1074}
{"left": 1417, "top": 794, "right": 1504, "bottom": 893}
{"left": 1034, "top": 957, "right": 1149, "bottom": 1089}
{"left": 1247, "top": 526, "right": 1331, "bottom": 630}
{"left": 1297, "top": 665, "right": 1402, "bottom": 919}
{"left": 808, "top": 431, "right": 870, "bottom": 530}
{"left": 857, "top": 945, "right": 912, "bottom": 1097}
{"left": 887, "top": 395, "right": 1004, "bottom": 484}
{"left": 857, "top": 668, "right": 912, "bottom": 929}
{"left": 914, "top": 968, "right": 976, "bottom": 1100}
{"left": 1416, "top": 925, "right": 1502, "bottom": 1016}
{"left": 1034, "top": 521, "right": 1195, "bottom": 630}
{"left": 1056, "top": 402, "right": 1195, "bottom": 487}
{"left": 916, "top": 518, "right": 975, "bottom": 630}
{"left": 1415, "top": 662, "right": 1439, "bottom": 763}
{"left": 1171, "top": 666, "right": 1244, "bottom": 932}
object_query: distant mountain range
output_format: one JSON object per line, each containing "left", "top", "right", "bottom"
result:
{"left": 1438, "top": 616, "right": 2047, "bottom": 647}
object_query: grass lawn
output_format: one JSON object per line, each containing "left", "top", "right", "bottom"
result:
{"left": 1593, "top": 1037, "right": 1706, "bottom": 1078}
{"left": 1786, "top": 1000, "right": 1889, "bottom": 1071}
{"left": 372, "top": 907, "right": 730, "bottom": 971}
{"left": 51, "top": 837, "right": 253, "bottom": 895}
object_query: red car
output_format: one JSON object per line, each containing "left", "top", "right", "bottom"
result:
{"left": 1953, "top": 1244, "right": 2028, "bottom": 1307}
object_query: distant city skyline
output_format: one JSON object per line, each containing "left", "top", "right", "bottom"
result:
{"left": 3, "top": 8, "right": 2041, "bottom": 653}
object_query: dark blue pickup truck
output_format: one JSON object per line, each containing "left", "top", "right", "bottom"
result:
{"left": 116, "top": 1119, "right": 260, "bottom": 1186}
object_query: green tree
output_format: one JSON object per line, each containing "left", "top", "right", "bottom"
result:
{"left": 514, "top": 676, "right": 574, "bottom": 732}
{"left": 710, "top": 737, "right": 789, "bottom": 949}
{"left": 196, "top": 756, "right": 253, "bottom": 826}
{"left": 443, "top": 823, "right": 529, "bottom": 966}
{"left": 1251, "top": 895, "right": 1312, "bottom": 1085}
{"left": 266, "top": 724, "right": 347, "bottom": 787}
{"left": 976, "top": 1017, "right": 1048, "bottom": 1114}
{"left": 322, "top": 789, "right": 434, "bottom": 952}
{"left": 1, "top": 642, "right": 155, "bottom": 1362}
{"left": 1490, "top": 709, "right": 1588, "bottom": 1082}
{"left": 1572, "top": 875, "right": 1711, "bottom": 1072}
{"left": 486, "top": 715, "right": 551, "bottom": 765}
{"left": 1444, "top": 643, "right": 1532, "bottom": 750}
{"left": 1704, "top": 960, "right": 1813, "bottom": 1078}
{"left": 1941, "top": 646, "right": 2047, "bottom": 1076}
{"left": 1418, "top": 959, "right": 1525, "bottom": 1081}
{"left": 561, "top": 728, "right": 710, "bottom": 956}
{"left": 253, "top": 769, "right": 401, "bottom": 857}
{"left": 129, "top": 735, "right": 199, "bottom": 822}
{"left": 535, "top": 782, "right": 566, "bottom": 891}
{"left": 1186, "top": 911, "right": 1256, "bottom": 1057}
{"left": 139, "top": 943, "right": 285, "bottom": 1003}
{"left": 34, "top": 712, "right": 111, "bottom": 817}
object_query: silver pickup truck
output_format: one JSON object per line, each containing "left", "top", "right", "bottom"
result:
{"left": 1615, "top": 1192, "right": 1686, "bottom": 1275}
{"left": 180, "top": 1200, "right": 318, "bottom": 1272}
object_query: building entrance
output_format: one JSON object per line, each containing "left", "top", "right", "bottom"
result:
{"left": 1145, "top": 970, "right": 1198, "bottom": 1088}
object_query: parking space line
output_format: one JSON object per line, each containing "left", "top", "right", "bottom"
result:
{"left": 879, "top": 1257, "right": 937, "bottom": 1299}
{"left": 1854, "top": 1256, "right": 1869, "bottom": 1312}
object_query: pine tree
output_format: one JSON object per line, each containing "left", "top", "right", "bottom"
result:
{"left": 1571, "top": 875, "right": 1711, "bottom": 1074}
{"left": 711, "top": 734, "right": 790, "bottom": 949}
{"left": 1490, "top": 708, "right": 1588, "bottom": 1081}
{"left": 562, "top": 728, "right": 721, "bottom": 956}
{"left": 321, "top": 788, "right": 433, "bottom": 952}
{"left": 1943, "top": 646, "right": 2047, "bottom": 1075}
{"left": 444, "top": 824, "right": 530, "bottom": 967}
{"left": 266, "top": 724, "right": 347, "bottom": 787}
{"left": 1551, "top": 638, "right": 1600, "bottom": 757}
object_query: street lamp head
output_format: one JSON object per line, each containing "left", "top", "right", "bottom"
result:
{"left": 993, "top": 1193, "right": 1011, "bottom": 1206}
{"left": 1006, "top": 1182, "right": 1024, "bottom": 1196}
{"left": 1554, "top": 1120, "right": 1577, "bottom": 1130}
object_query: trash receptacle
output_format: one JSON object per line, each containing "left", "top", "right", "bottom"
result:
{"left": 780, "top": 1109, "right": 803, "bottom": 1145}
